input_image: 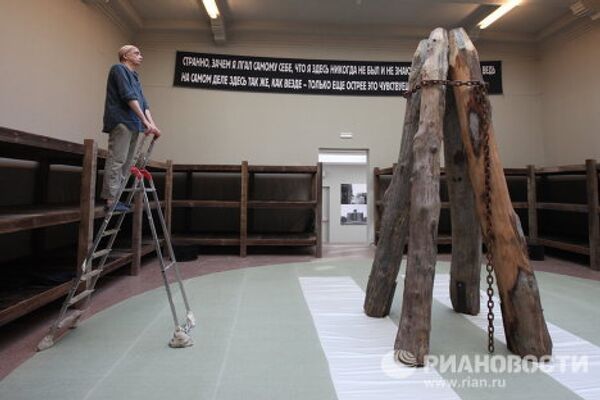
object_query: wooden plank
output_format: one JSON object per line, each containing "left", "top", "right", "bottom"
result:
{"left": 165, "top": 160, "right": 173, "bottom": 233}
{"left": 449, "top": 27, "right": 551, "bottom": 358}
{"left": 77, "top": 140, "right": 97, "bottom": 269}
{"left": 145, "top": 159, "right": 168, "bottom": 170}
{"left": 240, "top": 161, "right": 248, "bottom": 257}
{"left": 586, "top": 159, "right": 600, "bottom": 270}
{"left": 535, "top": 165, "right": 586, "bottom": 175}
{"left": 247, "top": 200, "right": 317, "bottom": 209}
{"left": 536, "top": 202, "right": 588, "bottom": 212}
{"left": 444, "top": 76, "right": 481, "bottom": 316}
{"left": 315, "top": 162, "right": 323, "bottom": 258}
{"left": 395, "top": 28, "right": 448, "bottom": 365}
{"left": 537, "top": 238, "right": 590, "bottom": 255}
{"left": 0, "top": 205, "right": 85, "bottom": 235}
{"left": 375, "top": 166, "right": 394, "bottom": 176}
{"left": 172, "top": 234, "right": 240, "bottom": 246}
{"left": 173, "top": 164, "right": 242, "bottom": 172}
{"left": 437, "top": 235, "right": 452, "bottom": 245}
{"left": 0, "top": 126, "right": 85, "bottom": 155}
{"left": 101, "top": 254, "right": 134, "bottom": 276}
{"left": 527, "top": 165, "right": 538, "bottom": 244}
{"left": 248, "top": 165, "right": 317, "bottom": 173}
{"left": 172, "top": 200, "right": 241, "bottom": 208}
{"left": 0, "top": 282, "right": 72, "bottom": 327}
{"left": 364, "top": 39, "right": 428, "bottom": 318}
{"left": 246, "top": 233, "right": 317, "bottom": 246}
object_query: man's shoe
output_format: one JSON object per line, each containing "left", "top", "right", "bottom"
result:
{"left": 105, "top": 201, "right": 131, "bottom": 213}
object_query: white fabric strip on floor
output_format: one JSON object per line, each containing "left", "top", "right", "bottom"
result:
{"left": 431, "top": 274, "right": 600, "bottom": 400}
{"left": 299, "top": 276, "right": 460, "bottom": 400}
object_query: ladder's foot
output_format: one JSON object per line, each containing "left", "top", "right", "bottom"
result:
{"left": 185, "top": 311, "right": 196, "bottom": 332}
{"left": 168, "top": 327, "right": 193, "bottom": 348}
{"left": 37, "top": 335, "right": 55, "bottom": 352}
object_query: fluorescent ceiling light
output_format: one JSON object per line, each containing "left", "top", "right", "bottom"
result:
{"left": 478, "top": 0, "right": 521, "bottom": 29}
{"left": 318, "top": 153, "right": 367, "bottom": 164}
{"left": 202, "top": 0, "right": 220, "bottom": 19}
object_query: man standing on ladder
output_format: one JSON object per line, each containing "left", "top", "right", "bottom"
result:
{"left": 38, "top": 45, "right": 195, "bottom": 351}
{"left": 101, "top": 45, "right": 160, "bottom": 212}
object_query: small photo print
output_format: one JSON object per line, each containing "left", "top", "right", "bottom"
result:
{"left": 341, "top": 183, "right": 367, "bottom": 225}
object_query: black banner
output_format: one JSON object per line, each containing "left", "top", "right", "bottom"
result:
{"left": 173, "top": 51, "right": 503, "bottom": 96}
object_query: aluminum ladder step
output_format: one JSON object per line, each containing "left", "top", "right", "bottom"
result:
{"left": 91, "top": 249, "right": 111, "bottom": 259}
{"left": 68, "top": 289, "right": 94, "bottom": 306}
{"left": 80, "top": 269, "right": 103, "bottom": 281}
{"left": 57, "top": 310, "right": 84, "bottom": 329}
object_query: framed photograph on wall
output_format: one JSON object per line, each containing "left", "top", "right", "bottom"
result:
{"left": 340, "top": 183, "right": 367, "bottom": 225}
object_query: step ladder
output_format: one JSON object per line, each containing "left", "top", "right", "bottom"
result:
{"left": 37, "top": 134, "right": 195, "bottom": 351}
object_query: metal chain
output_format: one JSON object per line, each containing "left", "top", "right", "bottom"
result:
{"left": 475, "top": 83, "right": 496, "bottom": 354}
{"left": 400, "top": 79, "right": 486, "bottom": 99}
{"left": 403, "top": 78, "right": 496, "bottom": 353}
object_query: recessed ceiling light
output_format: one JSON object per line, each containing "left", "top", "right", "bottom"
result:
{"left": 478, "top": 0, "right": 521, "bottom": 30}
{"left": 202, "top": 0, "right": 220, "bottom": 19}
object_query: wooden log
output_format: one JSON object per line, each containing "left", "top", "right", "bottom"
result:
{"left": 363, "top": 39, "right": 429, "bottom": 317}
{"left": 394, "top": 28, "right": 448, "bottom": 365}
{"left": 586, "top": 159, "right": 600, "bottom": 270}
{"left": 443, "top": 85, "right": 482, "bottom": 315}
{"left": 448, "top": 28, "right": 552, "bottom": 357}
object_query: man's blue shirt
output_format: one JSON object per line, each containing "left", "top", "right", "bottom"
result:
{"left": 102, "top": 64, "right": 149, "bottom": 133}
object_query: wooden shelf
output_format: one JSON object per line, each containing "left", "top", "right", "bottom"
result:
{"left": 246, "top": 233, "right": 317, "bottom": 246}
{"left": 172, "top": 161, "right": 322, "bottom": 257}
{"left": 0, "top": 127, "right": 85, "bottom": 165}
{"left": 172, "top": 233, "right": 241, "bottom": 246}
{"left": 0, "top": 204, "right": 102, "bottom": 235}
{"left": 172, "top": 200, "right": 240, "bottom": 208}
{"left": 535, "top": 165, "right": 587, "bottom": 175}
{"left": 0, "top": 127, "right": 174, "bottom": 326}
{"left": 537, "top": 237, "right": 590, "bottom": 255}
{"left": 536, "top": 202, "right": 589, "bottom": 213}
{"left": 0, "top": 281, "right": 72, "bottom": 327}
{"left": 173, "top": 164, "right": 241, "bottom": 172}
{"left": 248, "top": 165, "right": 317, "bottom": 173}
{"left": 248, "top": 200, "right": 316, "bottom": 209}
{"left": 374, "top": 161, "right": 600, "bottom": 269}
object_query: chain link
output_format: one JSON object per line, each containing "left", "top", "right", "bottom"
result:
{"left": 403, "top": 79, "right": 496, "bottom": 353}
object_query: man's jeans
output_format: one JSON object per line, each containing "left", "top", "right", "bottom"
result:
{"left": 101, "top": 123, "right": 140, "bottom": 200}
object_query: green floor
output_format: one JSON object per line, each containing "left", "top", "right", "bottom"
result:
{"left": 1, "top": 260, "right": 599, "bottom": 400}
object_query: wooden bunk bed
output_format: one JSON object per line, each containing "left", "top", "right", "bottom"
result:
{"left": 373, "top": 162, "right": 600, "bottom": 270}
{"left": 171, "top": 162, "right": 322, "bottom": 257}
{"left": 0, "top": 127, "right": 172, "bottom": 326}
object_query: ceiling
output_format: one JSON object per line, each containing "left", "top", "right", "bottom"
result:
{"left": 92, "top": 0, "right": 598, "bottom": 43}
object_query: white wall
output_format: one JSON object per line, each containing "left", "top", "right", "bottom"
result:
{"left": 322, "top": 163, "right": 369, "bottom": 243}
{"left": 136, "top": 31, "right": 545, "bottom": 168}
{"left": 0, "top": 2, "right": 549, "bottom": 170}
{"left": 0, "top": 0, "right": 130, "bottom": 145}
{"left": 540, "top": 24, "right": 600, "bottom": 166}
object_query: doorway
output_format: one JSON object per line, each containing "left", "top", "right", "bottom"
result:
{"left": 318, "top": 149, "right": 369, "bottom": 244}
